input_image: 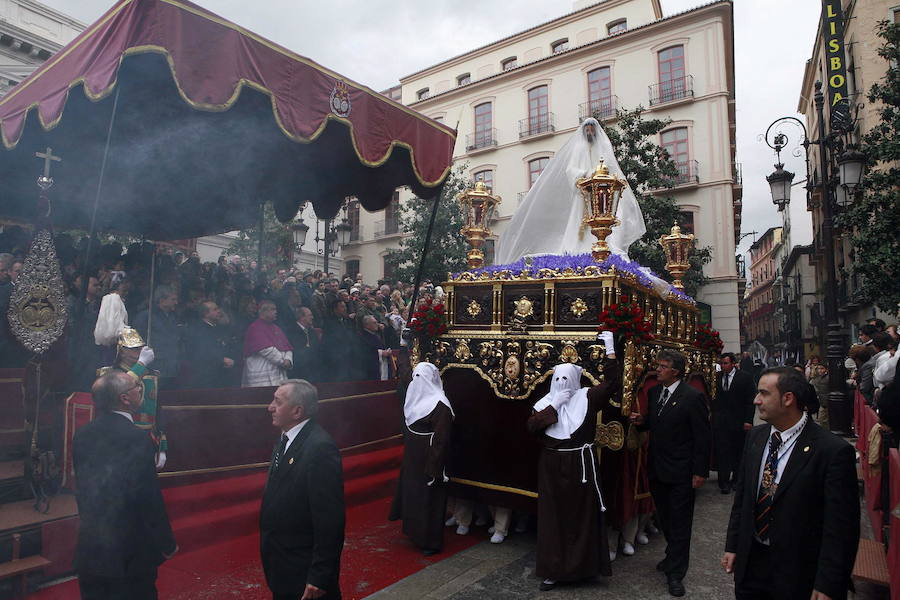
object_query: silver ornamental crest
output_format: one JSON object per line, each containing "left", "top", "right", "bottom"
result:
{"left": 8, "top": 228, "right": 68, "bottom": 354}
{"left": 330, "top": 81, "right": 351, "bottom": 118}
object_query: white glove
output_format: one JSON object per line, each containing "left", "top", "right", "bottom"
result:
{"left": 156, "top": 451, "right": 166, "bottom": 470}
{"left": 138, "top": 346, "right": 155, "bottom": 366}
{"left": 598, "top": 331, "right": 616, "bottom": 357}
{"left": 550, "top": 388, "right": 574, "bottom": 411}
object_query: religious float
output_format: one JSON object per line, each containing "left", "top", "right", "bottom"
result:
{"left": 413, "top": 163, "right": 719, "bottom": 518}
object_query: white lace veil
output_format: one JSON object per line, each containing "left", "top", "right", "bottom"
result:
{"left": 496, "top": 118, "right": 646, "bottom": 264}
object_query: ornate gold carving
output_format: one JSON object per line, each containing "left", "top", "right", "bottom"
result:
{"left": 514, "top": 296, "right": 534, "bottom": 318}
{"left": 569, "top": 297, "right": 589, "bottom": 318}
{"left": 466, "top": 300, "right": 483, "bottom": 318}
{"left": 454, "top": 339, "right": 472, "bottom": 361}
{"left": 503, "top": 355, "right": 521, "bottom": 380}
{"left": 560, "top": 343, "right": 579, "bottom": 363}
{"left": 597, "top": 420, "right": 625, "bottom": 451}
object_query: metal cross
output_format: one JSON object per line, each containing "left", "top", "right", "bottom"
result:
{"left": 35, "top": 147, "right": 61, "bottom": 178}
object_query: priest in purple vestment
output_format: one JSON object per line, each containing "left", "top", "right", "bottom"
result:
{"left": 242, "top": 300, "right": 293, "bottom": 387}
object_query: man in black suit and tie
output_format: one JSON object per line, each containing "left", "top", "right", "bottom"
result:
{"left": 286, "top": 307, "right": 321, "bottom": 381}
{"left": 73, "top": 370, "right": 178, "bottom": 599}
{"left": 260, "top": 379, "right": 345, "bottom": 600}
{"left": 722, "top": 367, "right": 858, "bottom": 599}
{"left": 715, "top": 352, "right": 756, "bottom": 494}
{"left": 630, "top": 349, "right": 710, "bottom": 597}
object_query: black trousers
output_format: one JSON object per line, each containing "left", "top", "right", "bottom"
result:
{"left": 714, "top": 426, "right": 745, "bottom": 489}
{"left": 734, "top": 540, "right": 774, "bottom": 599}
{"left": 78, "top": 572, "right": 158, "bottom": 600}
{"left": 649, "top": 479, "right": 695, "bottom": 580}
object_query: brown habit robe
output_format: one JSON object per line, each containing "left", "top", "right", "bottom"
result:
{"left": 389, "top": 402, "right": 453, "bottom": 552}
{"left": 527, "top": 358, "right": 620, "bottom": 582}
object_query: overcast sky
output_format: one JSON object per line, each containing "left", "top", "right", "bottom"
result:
{"left": 41, "top": 0, "right": 825, "bottom": 258}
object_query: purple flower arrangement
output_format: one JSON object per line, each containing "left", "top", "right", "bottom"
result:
{"left": 453, "top": 253, "right": 695, "bottom": 303}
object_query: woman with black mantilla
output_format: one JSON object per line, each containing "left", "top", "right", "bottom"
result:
{"left": 527, "top": 330, "right": 620, "bottom": 592}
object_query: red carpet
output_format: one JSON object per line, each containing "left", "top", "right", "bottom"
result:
{"left": 28, "top": 445, "right": 483, "bottom": 599}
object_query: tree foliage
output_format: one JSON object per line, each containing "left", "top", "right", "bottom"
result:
{"left": 226, "top": 203, "right": 294, "bottom": 271}
{"left": 600, "top": 106, "right": 712, "bottom": 298}
{"left": 384, "top": 166, "right": 470, "bottom": 284}
{"left": 834, "top": 21, "right": 900, "bottom": 315}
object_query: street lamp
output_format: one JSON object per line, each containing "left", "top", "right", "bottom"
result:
{"left": 761, "top": 81, "right": 867, "bottom": 435}
{"left": 291, "top": 217, "right": 309, "bottom": 250}
{"left": 766, "top": 162, "right": 795, "bottom": 211}
{"left": 314, "top": 198, "right": 354, "bottom": 273}
{"left": 335, "top": 217, "right": 352, "bottom": 247}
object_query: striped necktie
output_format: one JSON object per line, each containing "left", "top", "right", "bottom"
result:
{"left": 656, "top": 388, "right": 671, "bottom": 416}
{"left": 271, "top": 434, "right": 288, "bottom": 473}
{"left": 755, "top": 431, "right": 783, "bottom": 542}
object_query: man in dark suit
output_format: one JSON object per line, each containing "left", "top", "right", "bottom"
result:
{"left": 286, "top": 306, "right": 321, "bottom": 381}
{"left": 183, "top": 301, "right": 235, "bottom": 388}
{"left": 722, "top": 367, "right": 858, "bottom": 599}
{"left": 630, "top": 349, "right": 710, "bottom": 597}
{"left": 260, "top": 379, "right": 345, "bottom": 600}
{"left": 73, "top": 370, "right": 178, "bottom": 599}
{"left": 715, "top": 353, "right": 756, "bottom": 493}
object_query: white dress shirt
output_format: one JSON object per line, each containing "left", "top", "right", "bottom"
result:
{"left": 722, "top": 370, "right": 735, "bottom": 391}
{"left": 282, "top": 418, "right": 310, "bottom": 453}
{"left": 756, "top": 413, "right": 807, "bottom": 496}
{"left": 112, "top": 410, "right": 134, "bottom": 423}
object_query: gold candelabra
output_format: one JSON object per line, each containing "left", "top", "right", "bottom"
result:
{"left": 659, "top": 222, "right": 695, "bottom": 291}
{"left": 457, "top": 181, "right": 501, "bottom": 269}
{"left": 576, "top": 159, "right": 626, "bottom": 262}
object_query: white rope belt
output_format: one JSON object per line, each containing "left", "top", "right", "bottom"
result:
{"left": 405, "top": 424, "right": 447, "bottom": 486}
{"left": 551, "top": 443, "right": 606, "bottom": 512}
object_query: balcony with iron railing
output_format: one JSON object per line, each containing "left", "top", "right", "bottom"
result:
{"left": 578, "top": 96, "right": 619, "bottom": 121}
{"left": 733, "top": 162, "right": 742, "bottom": 185}
{"left": 374, "top": 217, "right": 401, "bottom": 238}
{"left": 649, "top": 75, "right": 694, "bottom": 106}
{"left": 465, "top": 128, "right": 498, "bottom": 152}
{"left": 666, "top": 159, "right": 700, "bottom": 187}
{"left": 518, "top": 113, "right": 556, "bottom": 139}
{"left": 347, "top": 225, "right": 365, "bottom": 244}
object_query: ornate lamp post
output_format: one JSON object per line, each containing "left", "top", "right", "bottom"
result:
{"left": 313, "top": 200, "right": 353, "bottom": 274}
{"left": 457, "top": 180, "right": 500, "bottom": 269}
{"left": 762, "top": 81, "right": 867, "bottom": 435}
{"left": 659, "top": 222, "right": 695, "bottom": 291}
{"left": 576, "top": 159, "right": 626, "bottom": 262}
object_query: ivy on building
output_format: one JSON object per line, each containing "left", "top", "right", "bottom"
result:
{"left": 834, "top": 20, "right": 900, "bottom": 316}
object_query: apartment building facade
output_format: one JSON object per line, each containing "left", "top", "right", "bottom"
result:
{"left": 745, "top": 227, "right": 783, "bottom": 349}
{"left": 345, "top": 0, "right": 742, "bottom": 350}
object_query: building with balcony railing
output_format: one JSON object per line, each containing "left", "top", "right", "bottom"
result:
{"left": 349, "top": 0, "right": 742, "bottom": 350}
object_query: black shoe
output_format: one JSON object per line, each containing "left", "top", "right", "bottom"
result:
{"left": 423, "top": 548, "right": 439, "bottom": 556}
{"left": 656, "top": 559, "right": 669, "bottom": 572}
{"left": 666, "top": 576, "right": 685, "bottom": 597}
{"left": 539, "top": 579, "right": 557, "bottom": 591}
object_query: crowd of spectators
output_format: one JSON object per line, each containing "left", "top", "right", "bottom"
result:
{"left": 0, "top": 227, "right": 425, "bottom": 393}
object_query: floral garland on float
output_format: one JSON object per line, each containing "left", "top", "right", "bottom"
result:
{"left": 409, "top": 296, "right": 448, "bottom": 343}
{"left": 693, "top": 322, "right": 724, "bottom": 353}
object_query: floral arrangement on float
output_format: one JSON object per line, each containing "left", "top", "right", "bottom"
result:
{"left": 410, "top": 296, "right": 448, "bottom": 341}
{"left": 694, "top": 322, "right": 724, "bottom": 353}
{"left": 597, "top": 296, "right": 655, "bottom": 345}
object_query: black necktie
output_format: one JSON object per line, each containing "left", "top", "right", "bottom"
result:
{"left": 755, "top": 431, "right": 783, "bottom": 542}
{"left": 724, "top": 373, "right": 731, "bottom": 391}
{"left": 657, "top": 388, "right": 671, "bottom": 416}
{"left": 272, "top": 433, "right": 288, "bottom": 472}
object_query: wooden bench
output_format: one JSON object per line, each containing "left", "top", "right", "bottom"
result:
{"left": 853, "top": 538, "right": 890, "bottom": 587}
{"left": 0, "top": 533, "right": 51, "bottom": 598}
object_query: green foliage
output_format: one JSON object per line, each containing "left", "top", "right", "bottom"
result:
{"left": 600, "top": 106, "right": 712, "bottom": 298}
{"left": 833, "top": 21, "right": 900, "bottom": 316}
{"left": 384, "top": 167, "right": 470, "bottom": 284}
{"left": 226, "top": 203, "right": 294, "bottom": 271}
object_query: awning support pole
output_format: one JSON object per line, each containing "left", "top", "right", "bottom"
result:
{"left": 408, "top": 190, "right": 442, "bottom": 316}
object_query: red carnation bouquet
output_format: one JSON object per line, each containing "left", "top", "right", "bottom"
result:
{"left": 694, "top": 323, "right": 724, "bottom": 353}
{"left": 597, "top": 296, "right": 654, "bottom": 343}
{"left": 410, "top": 297, "right": 448, "bottom": 340}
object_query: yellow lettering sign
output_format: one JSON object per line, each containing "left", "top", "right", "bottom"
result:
{"left": 830, "top": 22, "right": 837, "bottom": 35}
{"left": 829, "top": 39, "right": 840, "bottom": 53}
{"left": 827, "top": 3, "right": 837, "bottom": 17}
{"left": 832, "top": 92, "right": 844, "bottom": 105}
{"left": 831, "top": 57, "right": 842, "bottom": 70}
{"left": 830, "top": 74, "right": 845, "bottom": 88}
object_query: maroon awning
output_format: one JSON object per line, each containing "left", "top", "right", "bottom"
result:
{"left": 0, "top": 0, "right": 455, "bottom": 239}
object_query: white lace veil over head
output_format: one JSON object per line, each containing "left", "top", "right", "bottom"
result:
{"left": 496, "top": 118, "right": 646, "bottom": 264}
{"left": 403, "top": 362, "right": 454, "bottom": 427}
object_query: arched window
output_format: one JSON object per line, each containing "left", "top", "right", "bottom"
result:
{"left": 501, "top": 56, "right": 518, "bottom": 71}
{"left": 416, "top": 87, "right": 430, "bottom": 101}
{"left": 587, "top": 67, "right": 612, "bottom": 116}
{"left": 657, "top": 45, "right": 685, "bottom": 102}
{"left": 661, "top": 127, "right": 689, "bottom": 182}
{"left": 607, "top": 19, "right": 627, "bottom": 35}
{"left": 473, "top": 102, "right": 493, "bottom": 148}
{"left": 527, "top": 86, "right": 550, "bottom": 135}
{"left": 528, "top": 157, "right": 549, "bottom": 187}
{"left": 551, "top": 38, "right": 569, "bottom": 54}
{"left": 457, "top": 73, "right": 471, "bottom": 86}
